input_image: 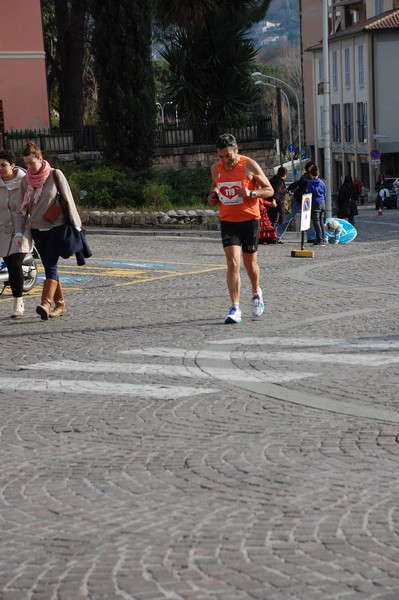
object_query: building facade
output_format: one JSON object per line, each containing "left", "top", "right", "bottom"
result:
{"left": 300, "top": 0, "right": 399, "bottom": 194}
{"left": 0, "top": 0, "right": 49, "bottom": 133}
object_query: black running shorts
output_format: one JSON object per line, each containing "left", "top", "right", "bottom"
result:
{"left": 220, "top": 220, "right": 260, "bottom": 253}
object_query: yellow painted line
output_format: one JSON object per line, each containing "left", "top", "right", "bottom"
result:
{"left": 0, "top": 259, "right": 227, "bottom": 302}
{"left": 58, "top": 267, "right": 181, "bottom": 278}
{"left": 115, "top": 266, "right": 226, "bottom": 287}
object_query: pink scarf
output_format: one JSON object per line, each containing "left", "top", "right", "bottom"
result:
{"left": 20, "top": 159, "right": 52, "bottom": 216}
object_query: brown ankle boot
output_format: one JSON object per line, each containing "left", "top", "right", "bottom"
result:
{"left": 50, "top": 278, "right": 67, "bottom": 318}
{"left": 36, "top": 279, "right": 58, "bottom": 320}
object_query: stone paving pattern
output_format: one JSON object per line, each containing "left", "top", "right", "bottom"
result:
{"left": 0, "top": 205, "right": 398, "bottom": 599}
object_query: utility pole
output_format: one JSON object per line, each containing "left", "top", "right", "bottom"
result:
{"left": 323, "top": 0, "right": 332, "bottom": 217}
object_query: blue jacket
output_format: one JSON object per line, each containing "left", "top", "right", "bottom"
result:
{"left": 306, "top": 177, "right": 326, "bottom": 204}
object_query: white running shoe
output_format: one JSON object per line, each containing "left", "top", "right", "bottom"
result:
{"left": 251, "top": 292, "right": 264, "bottom": 317}
{"left": 224, "top": 305, "right": 242, "bottom": 324}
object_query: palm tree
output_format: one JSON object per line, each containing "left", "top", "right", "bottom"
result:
{"left": 156, "top": 1, "right": 271, "bottom": 124}
{"left": 156, "top": 0, "right": 271, "bottom": 30}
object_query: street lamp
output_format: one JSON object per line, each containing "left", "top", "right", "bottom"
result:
{"left": 155, "top": 101, "right": 175, "bottom": 124}
{"left": 255, "top": 80, "right": 295, "bottom": 176}
{"left": 251, "top": 72, "right": 303, "bottom": 178}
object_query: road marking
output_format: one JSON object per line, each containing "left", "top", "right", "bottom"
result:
{"left": 119, "top": 343, "right": 399, "bottom": 366}
{"left": 195, "top": 337, "right": 399, "bottom": 423}
{"left": 19, "top": 360, "right": 315, "bottom": 384}
{"left": 210, "top": 336, "right": 399, "bottom": 350}
{"left": 100, "top": 260, "right": 177, "bottom": 269}
{"left": 119, "top": 347, "right": 198, "bottom": 358}
{"left": 0, "top": 377, "right": 218, "bottom": 399}
{"left": 58, "top": 258, "right": 226, "bottom": 287}
{"left": 239, "top": 351, "right": 399, "bottom": 366}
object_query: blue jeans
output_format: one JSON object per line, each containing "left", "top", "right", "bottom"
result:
{"left": 311, "top": 202, "right": 326, "bottom": 244}
{"left": 276, "top": 200, "right": 301, "bottom": 239}
{"left": 31, "top": 227, "right": 61, "bottom": 280}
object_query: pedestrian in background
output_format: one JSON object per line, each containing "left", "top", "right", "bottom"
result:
{"left": 375, "top": 173, "right": 385, "bottom": 193}
{"left": 286, "top": 161, "right": 315, "bottom": 242}
{"left": 15, "top": 140, "right": 82, "bottom": 320}
{"left": 337, "top": 175, "right": 359, "bottom": 226}
{"left": 268, "top": 166, "right": 287, "bottom": 243}
{"left": 289, "top": 161, "right": 315, "bottom": 210}
{"left": 306, "top": 165, "right": 326, "bottom": 246}
{"left": 0, "top": 150, "right": 32, "bottom": 318}
{"left": 354, "top": 176, "right": 364, "bottom": 205}
{"left": 258, "top": 196, "right": 278, "bottom": 245}
{"left": 376, "top": 185, "right": 390, "bottom": 213}
{"left": 207, "top": 133, "right": 274, "bottom": 324}
{"left": 325, "top": 219, "right": 343, "bottom": 245}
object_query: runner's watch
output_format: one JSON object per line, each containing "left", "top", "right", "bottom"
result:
{"left": 250, "top": 191, "right": 257, "bottom": 198}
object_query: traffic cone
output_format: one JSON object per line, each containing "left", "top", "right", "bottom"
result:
{"left": 378, "top": 206, "right": 383, "bottom": 216}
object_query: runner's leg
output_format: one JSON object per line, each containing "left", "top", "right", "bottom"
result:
{"left": 224, "top": 245, "right": 241, "bottom": 305}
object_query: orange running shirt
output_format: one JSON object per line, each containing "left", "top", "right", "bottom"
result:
{"left": 213, "top": 156, "right": 259, "bottom": 222}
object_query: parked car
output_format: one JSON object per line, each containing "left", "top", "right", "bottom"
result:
{"left": 376, "top": 177, "right": 398, "bottom": 209}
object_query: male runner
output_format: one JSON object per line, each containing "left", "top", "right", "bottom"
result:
{"left": 207, "top": 133, "right": 274, "bottom": 324}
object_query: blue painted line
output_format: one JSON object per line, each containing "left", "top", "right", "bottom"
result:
{"left": 38, "top": 275, "right": 95, "bottom": 283}
{"left": 99, "top": 260, "right": 173, "bottom": 269}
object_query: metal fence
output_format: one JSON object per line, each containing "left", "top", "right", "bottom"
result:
{"left": 0, "top": 126, "right": 101, "bottom": 155}
{"left": 156, "top": 117, "right": 273, "bottom": 148}
{"left": 0, "top": 117, "right": 273, "bottom": 155}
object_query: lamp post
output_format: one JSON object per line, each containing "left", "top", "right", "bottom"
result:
{"left": 322, "top": 0, "right": 332, "bottom": 218}
{"left": 155, "top": 101, "right": 175, "bottom": 124}
{"left": 156, "top": 102, "right": 164, "bottom": 123}
{"left": 252, "top": 72, "right": 302, "bottom": 178}
{"left": 255, "top": 80, "right": 294, "bottom": 176}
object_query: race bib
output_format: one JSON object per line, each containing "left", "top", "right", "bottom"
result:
{"left": 218, "top": 181, "right": 243, "bottom": 205}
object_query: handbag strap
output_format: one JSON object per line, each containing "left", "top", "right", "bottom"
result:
{"left": 52, "top": 169, "right": 70, "bottom": 222}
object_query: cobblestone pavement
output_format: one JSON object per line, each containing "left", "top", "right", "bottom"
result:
{"left": 0, "top": 206, "right": 398, "bottom": 600}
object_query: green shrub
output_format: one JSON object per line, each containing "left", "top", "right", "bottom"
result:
{"left": 142, "top": 181, "right": 173, "bottom": 211}
{"left": 55, "top": 161, "right": 211, "bottom": 211}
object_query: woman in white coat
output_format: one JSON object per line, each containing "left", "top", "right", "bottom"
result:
{"left": 15, "top": 140, "right": 82, "bottom": 320}
{"left": 0, "top": 150, "right": 32, "bottom": 318}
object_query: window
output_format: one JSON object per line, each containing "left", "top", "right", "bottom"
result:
{"left": 358, "top": 45, "right": 364, "bottom": 87}
{"left": 344, "top": 103, "right": 354, "bottom": 142}
{"left": 332, "top": 104, "right": 341, "bottom": 142}
{"left": 375, "top": 0, "right": 384, "bottom": 15}
{"left": 318, "top": 58, "right": 324, "bottom": 82}
{"left": 320, "top": 105, "right": 324, "bottom": 138}
{"left": 344, "top": 48, "right": 350, "bottom": 89}
{"left": 357, "top": 102, "right": 368, "bottom": 143}
{"left": 332, "top": 51, "right": 338, "bottom": 90}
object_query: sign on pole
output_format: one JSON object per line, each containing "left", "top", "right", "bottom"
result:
{"left": 369, "top": 148, "right": 381, "bottom": 160}
{"left": 291, "top": 192, "right": 314, "bottom": 258}
{"left": 300, "top": 194, "right": 312, "bottom": 231}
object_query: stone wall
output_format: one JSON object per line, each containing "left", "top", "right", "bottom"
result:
{"left": 153, "top": 140, "right": 276, "bottom": 177}
{"left": 81, "top": 208, "right": 220, "bottom": 230}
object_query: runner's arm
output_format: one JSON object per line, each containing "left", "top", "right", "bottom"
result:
{"left": 245, "top": 159, "right": 274, "bottom": 199}
{"left": 207, "top": 163, "right": 220, "bottom": 206}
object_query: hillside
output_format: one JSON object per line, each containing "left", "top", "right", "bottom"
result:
{"left": 251, "top": 0, "right": 300, "bottom": 48}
